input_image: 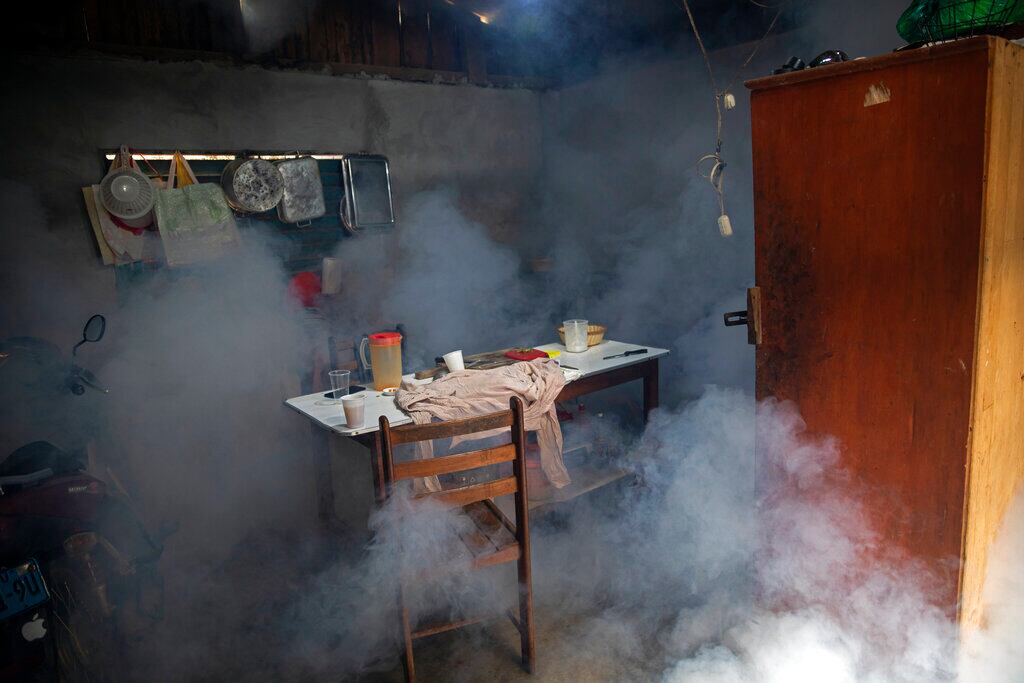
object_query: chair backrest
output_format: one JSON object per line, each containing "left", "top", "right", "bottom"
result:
{"left": 327, "top": 335, "right": 361, "bottom": 372}
{"left": 321, "top": 335, "right": 361, "bottom": 389}
{"left": 379, "top": 397, "right": 529, "bottom": 514}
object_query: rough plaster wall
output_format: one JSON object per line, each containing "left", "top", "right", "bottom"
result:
{"left": 529, "top": 48, "right": 759, "bottom": 399}
{"left": 0, "top": 53, "right": 546, "bottom": 571}
{"left": 0, "top": 53, "right": 544, "bottom": 341}
{"left": 527, "top": 0, "right": 909, "bottom": 397}
{"left": 532, "top": 0, "right": 909, "bottom": 264}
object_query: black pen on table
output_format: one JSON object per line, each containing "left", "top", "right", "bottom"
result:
{"left": 603, "top": 348, "right": 648, "bottom": 360}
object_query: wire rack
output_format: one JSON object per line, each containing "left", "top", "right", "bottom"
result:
{"left": 899, "top": 0, "right": 1024, "bottom": 43}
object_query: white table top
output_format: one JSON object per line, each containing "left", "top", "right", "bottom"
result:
{"left": 535, "top": 340, "right": 669, "bottom": 376}
{"left": 284, "top": 340, "right": 669, "bottom": 437}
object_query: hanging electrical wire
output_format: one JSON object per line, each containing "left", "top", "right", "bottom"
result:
{"left": 745, "top": 0, "right": 787, "bottom": 8}
{"left": 679, "top": 0, "right": 783, "bottom": 237}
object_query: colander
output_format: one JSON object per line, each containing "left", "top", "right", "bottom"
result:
{"left": 100, "top": 166, "right": 155, "bottom": 228}
{"left": 221, "top": 158, "right": 284, "bottom": 213}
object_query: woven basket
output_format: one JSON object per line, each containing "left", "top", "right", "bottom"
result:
{"left": 558, "top": 324, "right": 607, "bottom": 347}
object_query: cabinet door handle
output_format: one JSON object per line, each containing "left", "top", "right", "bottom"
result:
{"left": 723, "top": 310, "right": 749, "bottom": 326}
{"left": 722, "top": 287, "right": 763, "bottom": 345}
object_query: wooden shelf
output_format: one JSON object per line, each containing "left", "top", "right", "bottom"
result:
{"left": 528, "top": 462, "right": 632, "bottom": 511}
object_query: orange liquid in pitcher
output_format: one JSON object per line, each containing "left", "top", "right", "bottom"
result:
{"left": 369, "top": 343, "right": 403, "bottom": 390}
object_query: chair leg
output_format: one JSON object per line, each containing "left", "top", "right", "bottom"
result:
{"left": 517, "top": 559, "right": 536, "bottom": 673}
{"left": 399, "top": 584, "right": 416, "bottom": 683}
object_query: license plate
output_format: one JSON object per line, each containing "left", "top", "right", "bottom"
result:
{"left": 0, "top": 560, "right": 50, "bottom": 621}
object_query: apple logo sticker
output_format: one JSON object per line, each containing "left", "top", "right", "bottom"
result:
{"left": 21, "top": 613, "right": 46, "bottom": 642}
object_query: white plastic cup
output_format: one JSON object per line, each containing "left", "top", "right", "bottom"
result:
{"left": 563, "top": 319, "right": 589, "bottom": 353}
{"left": 322, "top": 257, "right": 342, "bottom": 295}
{"left": 443, "top": 350, "right": 465, "bottom": 372}
{"left": 341, "top": 394, "right": 365, "bottom": 428}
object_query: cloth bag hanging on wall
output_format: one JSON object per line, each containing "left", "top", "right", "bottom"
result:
{"left": 155, "top": 153, "right": 241, "bottom": 267}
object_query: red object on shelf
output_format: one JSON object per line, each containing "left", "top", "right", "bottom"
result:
{"left": 108, "top": 213, "right": 149, "bottom": 235}
{"left": 289, "top": 271, "right": 321, "bottom": 308}
{"left": 505, "top": 348, "right": 548, "bottom": 361}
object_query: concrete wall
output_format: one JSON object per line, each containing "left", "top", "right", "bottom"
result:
{"left": 525, "top": 0, "right": 910, "bottom": 399}
{"left": 0, "top": 53, "right": 544, "bottom": 341}
{"left": 0, "top": 52, "right": 546, "bottom": 556}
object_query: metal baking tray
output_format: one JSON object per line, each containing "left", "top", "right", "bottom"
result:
{"left": 276, "top": 156, "right": 326, "bottom": 224}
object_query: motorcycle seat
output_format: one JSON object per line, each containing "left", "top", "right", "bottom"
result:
{"left": 0, "top": 468, "right": 53, "bottom": 490}
{"left": 0, "top": 441, "right": 82, "bottom": 479}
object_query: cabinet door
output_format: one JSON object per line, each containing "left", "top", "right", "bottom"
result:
{"left": 749, "top": 43, "right": 990, "bottom": 612}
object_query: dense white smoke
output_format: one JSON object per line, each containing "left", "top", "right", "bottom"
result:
{"left": 3, "top": 0, "right": 1021, "bottom": 680}
{"left": 660, "top": 396, "right": 960, "bottom": 683}
{"left": 98, "top": 235, "right": 316, "bottom": 566}
{"left": 328, "top": 189, "right": 542, "bottom": 368}
{"left": 958, "top": 493, "right": 1024, "bottom": 682}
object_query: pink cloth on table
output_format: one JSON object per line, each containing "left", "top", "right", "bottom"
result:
{"left": 395, "top": 359, "right": 571, "bottom": 491}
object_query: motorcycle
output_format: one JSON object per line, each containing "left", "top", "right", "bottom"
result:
{"left": 0, "top": 315, "right": 165, "bottom": 680}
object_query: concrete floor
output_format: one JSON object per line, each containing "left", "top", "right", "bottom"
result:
{"left": 123, "top": 471, "right": 669, "bottom": 681}
{"left": 348, "top": 490, "right": 666, "bottom": 680}
{"left": 318, "top": 439, "right": 662, "bottom": 681}
{"left": 361, "top": 603, "right": 663, "bottom": 683}
{"left": 124, "top": 525, "right": 665, "bottom": 682}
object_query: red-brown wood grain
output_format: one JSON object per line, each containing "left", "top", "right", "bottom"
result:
{"left": 749, "top": 39, "right": 992, "bottom": 613}
{"left": 372, "top": 0, "right": 403, "bottom": 67}
{"left": 399, "top": 0, "right": 431, "bottom": 68}
{"left": 428, "top": 0, "right": 461, "bottom": 71}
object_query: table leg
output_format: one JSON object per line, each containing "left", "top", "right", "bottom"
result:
{"left": 353, "top": 431, "right": 389, "bottom": 506}
{"left": 369, "top": 431, "right": 387, "bottom": 505}
{"left": 310, "top": 423, "right": 336, "bottom": 524}
{"left": 642, "top": 358, "right": 659, "bottom": 423}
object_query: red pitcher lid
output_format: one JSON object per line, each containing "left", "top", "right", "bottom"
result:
{"left": 368, "top": 332, "right": 402, "bottom": 346}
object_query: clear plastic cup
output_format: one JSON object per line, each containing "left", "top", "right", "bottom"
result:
{"left": 341, "top": 394, "right": 365, "bottom": 428}
{"left": 328, "top": 370, "right": 350, "bottom": 403}
{"left": 563, "top": 319, "right": 589, "bottom": 353}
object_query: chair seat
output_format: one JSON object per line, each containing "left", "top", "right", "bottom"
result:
{"left": 410, "top": 500, "right": 520, "bottom": 579}
{"left": 405, "top": 501, "right": 523, "bottom": 642}
{"left": 458, "top": 500, "right": 520, "bottom": 569}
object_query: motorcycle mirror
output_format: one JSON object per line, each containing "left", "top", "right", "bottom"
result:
{"left": 73, "top": 314, "right": 106, "bottom": 356}
{"left": 84, "top": 315, "right": 106, "bottom": 343}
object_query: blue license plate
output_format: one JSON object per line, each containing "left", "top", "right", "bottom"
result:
{"left": 0, "top": 560, "right": 50, "bottom": 621}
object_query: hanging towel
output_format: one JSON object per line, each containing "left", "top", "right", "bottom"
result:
{"left": 395, "top": 359, "right": 571, "bottom": 492}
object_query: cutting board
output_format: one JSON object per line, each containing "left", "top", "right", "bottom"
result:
{"left": 414, "top": 349, "right": 516, "bottom": 380}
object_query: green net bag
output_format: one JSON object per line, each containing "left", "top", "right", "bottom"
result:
{"left": 897, "top": 0, "right": 1024, "bottom": 42}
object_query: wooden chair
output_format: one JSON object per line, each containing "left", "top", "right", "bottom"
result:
{"left": 326, "top": 335, "right": 361, "bottom": 384}
{"left": 379, "top": 397, "right": 536, "bottom": 682}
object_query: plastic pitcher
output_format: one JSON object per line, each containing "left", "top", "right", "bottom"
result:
{"left": 359, "top": 332, "right": 403, "bottom": 390}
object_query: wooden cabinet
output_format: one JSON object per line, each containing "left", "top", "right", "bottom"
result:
{"left": 746, "top": 36, "right": 1023, "bottom": 629}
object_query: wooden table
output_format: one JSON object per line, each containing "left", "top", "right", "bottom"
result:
{"left": 285, "top": 340, "right": 668, "bottom": 529}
